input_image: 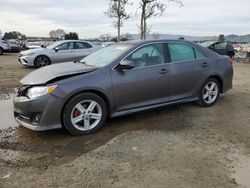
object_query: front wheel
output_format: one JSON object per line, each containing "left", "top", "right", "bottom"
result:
{"left": 197, "top": 78, "right": 220, "bottom": 107}
{"left": 34, "top": 55, "right": 51, "bottom": 68}
{"left": 62, "top": 93, "right": 107, "bottom": 135}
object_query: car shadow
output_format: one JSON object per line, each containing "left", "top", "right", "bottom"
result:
{"left": 0, "top": 102, "right": 196, "bottom": 168}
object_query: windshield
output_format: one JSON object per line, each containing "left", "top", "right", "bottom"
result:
{"left": 199, "top": 41, "right": 216, "bottom": 47}
{"left": 80, "top": 44, "right": 133, "bottom": 67}
{"left": 47, "top": 41, "right": 63, "bottom": 49}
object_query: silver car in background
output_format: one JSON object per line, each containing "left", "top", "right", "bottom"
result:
{"left": 0, "top": 37, "right": 11, "bottom": 55}
{"left": 18, "top": 40, "right": 101, "bottom": 67}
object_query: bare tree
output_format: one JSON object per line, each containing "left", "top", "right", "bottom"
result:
{"left": 138, "top": 0, "right": 183, "bottom": 40}
{"left": 105, "top": 0, "right": 131, "bottom": 42}
{"left": 49, "top": 29, "right": 65, "bottom": 40}
{"left": 152, "top": 32, "right": 161, "bottom": 39}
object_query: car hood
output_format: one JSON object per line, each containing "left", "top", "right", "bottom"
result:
{"left": 20, "top": 48, "right": 47, "bottom": 55}
{"left": 20, "top": 62, "right": 97, "bottom": 85}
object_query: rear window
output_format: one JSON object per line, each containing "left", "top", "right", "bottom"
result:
{"left": 168, "top": 43, "right": 206, "bottom": 62}
{"left": 214, "top": 43, "right": 227, "bottom": 50}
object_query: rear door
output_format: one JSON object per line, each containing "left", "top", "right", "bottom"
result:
{"left": 111, "top": 43, "right": 171, "bottom": 111}
{"left": 167, "top": 42, "right": 209, "bottom": 101}
{"left": 74, "top": 42, "right": 93, "bottom": 61}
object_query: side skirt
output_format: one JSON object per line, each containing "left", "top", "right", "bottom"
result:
{"left": 111, "top": 97, "right": 199, "bottom": 118}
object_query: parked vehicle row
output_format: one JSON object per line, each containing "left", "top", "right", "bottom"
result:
{"left": 13, "top": 40, "right": 233, "bottom": 135}
{"left": 0, "top": 37, "right": 11, "bottom": 55}
{"left": 18, "top": 40, "right": 102, "bottom": 67}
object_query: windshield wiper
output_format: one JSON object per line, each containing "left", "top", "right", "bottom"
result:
{"left": 73, "top": 60, "right": 95, "bottom": 67}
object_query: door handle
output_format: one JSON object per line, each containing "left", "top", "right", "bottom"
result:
{"left": 159, "top": 68, "right": 169, "bottom": 74}
{"left": 202, "top": 62, "right": 208, "bottom": 67}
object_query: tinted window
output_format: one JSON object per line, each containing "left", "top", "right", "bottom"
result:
{"left": 57, "top": 42, "right": 74, "bottom": 50}
{"left": 214, "top": 42, "right": 227, "bottom": 50}
{"left": 168, "top": 43, "right": 195, "bottom": 62}
{"left": 74, "top": 42, "right": 92, "bottom": 49}
{"left": 126, "top": 43, "right": 164, "bottom": 67}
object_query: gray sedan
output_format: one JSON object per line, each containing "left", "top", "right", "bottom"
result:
{"left": 18, "top": 40, "right": 101, "bottom": 67}
{"left": 13, "top": 40, "right": 233, "bottom": 135}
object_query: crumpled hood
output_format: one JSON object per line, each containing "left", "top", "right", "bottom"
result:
{"left": 20, "top": 62, "right": 97, "bottom": 85}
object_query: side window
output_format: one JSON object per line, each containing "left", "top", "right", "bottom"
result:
{"left": 75, "top": 42, "right": 92, "bottom": 49}
{"left": 57, "top": 42, "right": 74, "bottom": 50}
{"left": 84, "top": 42, "right": 92, "bottom": 48}
{"left": 214, "top": 42, "right": 227, "bottom": 50}
{"left": 75, "top": 42, "right": 86, "bottom": 49}
{"left": 126, "top": 43, "right": 165, "bottom": 67}
{"left": 194, "top": 48, "right": 206, "bottom": 59}
{"left": 168, "top": 43, "right": 195, "bottom": 62}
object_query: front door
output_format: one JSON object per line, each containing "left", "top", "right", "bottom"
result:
{"left": 50, "top": 42, "right": 75, "bottom": 63}
{"left": 111, "top": 43, "right": 170, "bottom": 111}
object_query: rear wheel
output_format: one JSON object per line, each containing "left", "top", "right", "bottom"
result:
{"left": 34, "top": 55, "right": 51, "bottom": 68}
{"left": 197, "top": 78, "right": 220, "bottom": 107}
{"left": 0, "top": 48, "right": 3, "bottom": 55}
{"left": 62, "top": 93, "right": 107, "bottom": 135}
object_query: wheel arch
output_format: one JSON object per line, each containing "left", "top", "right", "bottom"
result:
{"left": 207, "top": 74, "right": 223, "bottom": 93}
{"left": 60, "top": 89, "right": 112, "bottom": 126}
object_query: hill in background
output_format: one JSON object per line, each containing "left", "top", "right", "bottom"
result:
{"left": 129, "top": 34, "right": 250, "bottom": 43}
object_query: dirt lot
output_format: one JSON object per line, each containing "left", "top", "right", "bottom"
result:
{"left": 0, "top": 53, "right": 250, "bottom": 188}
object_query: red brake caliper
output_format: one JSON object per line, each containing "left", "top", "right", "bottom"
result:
{"left": 73, "top": 109, "right": 81, "bottom": 118}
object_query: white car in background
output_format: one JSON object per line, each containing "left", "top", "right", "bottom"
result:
{"left": 0, "top": 37, "right": 11, "bottom": 55}
{"left": 19, "top": 40, "right": 102, "bottom": 67}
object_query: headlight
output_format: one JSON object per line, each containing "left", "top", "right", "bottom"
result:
{"left": 27, "top": 85, "right": 58, "bottom": 99}
{"left": 26, "top": 52, "right": 36, "bottom": 56}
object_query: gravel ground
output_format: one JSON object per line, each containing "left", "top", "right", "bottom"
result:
{"left": 0, "top": 53, "right": 250, "bottom": 188}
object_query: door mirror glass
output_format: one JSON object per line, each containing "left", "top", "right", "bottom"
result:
{"left": 117, "top": 60, "right": 135, "bottom": 70}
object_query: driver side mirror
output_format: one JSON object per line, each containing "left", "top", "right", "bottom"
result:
{"left": 117, "top": 60, "right": 135, "bottom": 71}
{"left": 54, "top": 47, "right": 60, "bottom": 52}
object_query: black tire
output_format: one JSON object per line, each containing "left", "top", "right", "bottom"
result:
{"left": 34, "top": 55, "right": 51, "bottom": 68}
{"left": 197, "top": 78, "right": 220, "bottom": 107}
{"left": 62, "top": 93, "right": 107, "bottom": 136}
{"left": 0, "top": 47, "right": 3, "bottom": 55}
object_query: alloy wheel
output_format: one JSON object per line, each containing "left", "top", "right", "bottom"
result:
{"left": 36, "top": 56, "right": 50, "bottom": 67}
{"left": 70, "top": 100, "right": 102, "bottom": 131}
{"left": 202, "top": 81, "right": 219, "bottom": 104}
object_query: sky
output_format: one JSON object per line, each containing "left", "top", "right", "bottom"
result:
{"left": 0, "top": 0, "right": 249, "bottom": 38}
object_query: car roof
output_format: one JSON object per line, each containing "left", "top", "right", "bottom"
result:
{"left": 120, "top": 39, "right": 196, "bottom": 46}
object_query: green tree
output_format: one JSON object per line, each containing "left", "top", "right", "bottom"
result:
{"left": 65, "top": 32, "right": 79, "bottom": 40}
{"left": 49, "top": 29, "right": 65, "bottom": 40}
{"left": 105, "top": 0, "right": 131, "bottom": 42}
{"left": 3, "top": 31, "right": 26, "bottom": 40}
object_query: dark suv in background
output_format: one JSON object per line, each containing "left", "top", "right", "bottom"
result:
{"left": 200, "top": 41, "right": 235, "bottom": 58}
